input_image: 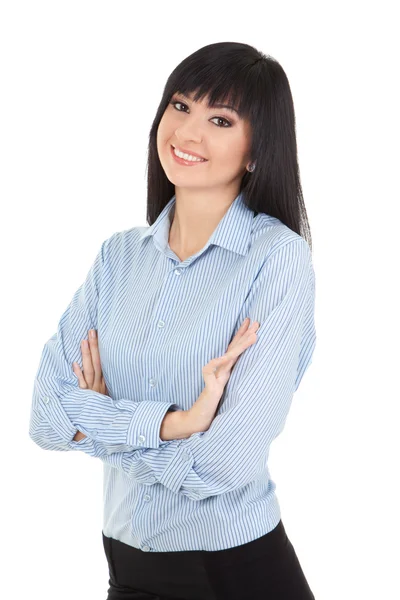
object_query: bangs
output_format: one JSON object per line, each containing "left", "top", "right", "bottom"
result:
{"left": 167, "top": 54, "right": 265, "bottom": 121}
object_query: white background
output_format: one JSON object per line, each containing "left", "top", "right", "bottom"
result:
{"left": 1, "top": 1, "right": 399, "bottom": 599}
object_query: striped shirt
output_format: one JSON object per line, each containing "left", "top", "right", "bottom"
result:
{"left": 29, "top": 191, "right": 316, "bottom": 552}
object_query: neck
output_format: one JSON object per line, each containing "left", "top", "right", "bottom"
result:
{"left": 169, "top": 186, "right": 240, "bottom": 255}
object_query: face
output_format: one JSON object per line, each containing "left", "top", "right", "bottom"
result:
{"left": 156, "top": 90, "right": 253, "bottom": 191}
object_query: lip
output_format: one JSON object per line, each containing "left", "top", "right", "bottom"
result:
{"left": 170, "top": 144, "right": 208, "bottom": 164}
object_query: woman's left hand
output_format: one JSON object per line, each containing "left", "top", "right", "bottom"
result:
{"left": 72, "top": 329, "right": 109, "bottom": 395}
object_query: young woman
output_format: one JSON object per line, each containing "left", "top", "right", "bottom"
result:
{"left": 30, "top": 41, "right": 317, "bottom": 599}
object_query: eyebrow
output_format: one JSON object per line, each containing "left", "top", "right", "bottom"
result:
{"left": 176, "top": 92, "right": 239, "bottom": 116}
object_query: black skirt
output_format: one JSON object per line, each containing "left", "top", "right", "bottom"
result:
{"left": 102, "top": 519, "right": 315, "bottom": 600}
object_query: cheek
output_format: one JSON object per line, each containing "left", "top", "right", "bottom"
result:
{"left": 158, "top": 110, "right": 177, "bottom": 136}
{"left": 156, "top": 125, "right": 172, "bottom": 163}
{"left": 212, "top": 139, "right": 248, "bottom": 167}
{"left": 157, "top": 115, "right": 170, "bottom": 144}
{"left": 156, "top": 120, "right": 166, "bottom": 145}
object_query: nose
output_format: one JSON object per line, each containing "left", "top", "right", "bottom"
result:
{"left": 175, "top": 118, "right": 203, "bottom": 145}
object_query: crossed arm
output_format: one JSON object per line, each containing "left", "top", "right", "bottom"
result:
{"left": 29, "top": 234, "right": 315, "bottom": 501}
{"left": 72, "top": 404, "right": 191, "bottom": 442}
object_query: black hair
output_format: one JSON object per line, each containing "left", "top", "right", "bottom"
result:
{"left": 146, "top": 41, "right": 313, "bottom": 253}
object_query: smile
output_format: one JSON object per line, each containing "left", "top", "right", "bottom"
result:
{"left": 170, "top": 144, "right": 208, "bottom": 166}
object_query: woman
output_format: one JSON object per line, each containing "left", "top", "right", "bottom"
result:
{"left": 30, "top": 41, "right": 316, "bottom": 599}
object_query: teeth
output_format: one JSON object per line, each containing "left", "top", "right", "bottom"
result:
{"left": 173, "top": 146, "right": 205, "bottom": 162}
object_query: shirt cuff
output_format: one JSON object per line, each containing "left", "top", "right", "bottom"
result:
{"left": 37, "top": 393, "right": 78, "bottom": 441}
{"left": 36, "top": 389, "right": 181, "bottom": 450}
{"left": 124, "top": 439, "right": 196, "bottom": 494}
{"left": 74, "top": 400, "right": 181, "bottom": 448}
{"left": 157, "top": 444, "right": 196, "bottom": 493}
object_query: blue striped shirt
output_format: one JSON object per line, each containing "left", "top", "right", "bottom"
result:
{"left": 29, "top": 191, "right": 316, "bottom": 552}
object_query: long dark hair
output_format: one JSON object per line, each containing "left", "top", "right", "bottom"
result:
{"left": 146, "top": 41, "right": 313, "bottom": 253}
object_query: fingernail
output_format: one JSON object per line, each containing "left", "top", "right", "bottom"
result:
{"left": 90, "top": 329, "right": 96, "bottom": 338}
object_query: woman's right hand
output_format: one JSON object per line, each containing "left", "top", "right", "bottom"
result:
{"left": 187, "top": 318, "right": 259, "bottom": 434}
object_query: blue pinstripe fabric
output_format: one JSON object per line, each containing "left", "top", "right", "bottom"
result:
{"left": 29, "top": 191, "right": 316, "bottom": 552}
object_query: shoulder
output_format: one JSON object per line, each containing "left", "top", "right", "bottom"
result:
{"left": 251, "top": 214, "right": 311, "bottom": 264}
{"left": 102, "top": 226, "right": 145, "bottom": 259}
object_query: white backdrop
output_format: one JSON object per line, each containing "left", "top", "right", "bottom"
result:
{"left": 1, "top": 1, "right": 399, "bottom": 599}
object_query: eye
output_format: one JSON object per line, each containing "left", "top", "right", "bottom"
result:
{"left": 170, "top": 100, "right": 188, "bottom": 113}
{"left": 169, "top": 99, "right": 232, "bottom": 128}
{"left": 210, "top": 116, "right": 231, "bottom": 128}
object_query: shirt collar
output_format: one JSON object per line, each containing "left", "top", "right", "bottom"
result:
{"left": 138, "top": 191, "right": 255, "bottom": 257}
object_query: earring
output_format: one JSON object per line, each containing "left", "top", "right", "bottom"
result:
{"left": 247, "top": 162, "right": 256, "bottom": 172}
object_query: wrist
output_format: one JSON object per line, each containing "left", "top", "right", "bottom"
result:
{"left": 160, "top": 410, "right": 193, "bottom": 441}
{"left": 73, "top": 430, "right": 87, "bottom": 442}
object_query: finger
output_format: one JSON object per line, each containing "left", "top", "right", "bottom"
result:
{"left": 237, "top": 317, "right": 251, "bottom": 334}
{"left": 227, "top": 320, "right": 259, "bottom": 351}
{"left": 206, "top": 333, "right": 255, "bottom": 372}
{"left": 230, "top": 318, "right": 251, "bottom": 343}
{"left": 230, "top": 330, "right": 258, "bottom": 355}
{"left": 205, "top": 353, "right": 237, "bottom": 375}
{"left": 204, "top": 325, "right": 259, "bottom": 376}
{"left": 226, "top": 333, "right": 257, "bottom": 362}
{"left": 242, "top": 320, "right": 259, "bottom": 337}
{"left": 72, "top": 362, "right": 88, "bottom": 389}
{"left": 102, "top": 379, "right": 109, "bottom": 396}
{"left": 88, "top": 329, "right": 103, "bottom": 391}
{"left": 81, "top": 338, "right": 95, "bottom": 387}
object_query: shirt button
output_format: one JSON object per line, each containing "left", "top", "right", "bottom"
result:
{"left": 157, "top": 320, "right": 165, "bottom": 328}
{"left": 138, "top": 435, "right": 145, "bottom": 444}
{"left": 144, "top": 494, "right": 151, "bottom": 502}
{"left": 91, "top": 429, "right": 98, "bottom": 437}
{"left": 149, "top": 378, "right": 157, "bottom": 387}
{"left": 142, "top": 545, "right": 151, "bottom": 552}
{"left": 42, "top": 396, "right": 50, "bottom": 404}
{"left": 174, "top": 268, "right": 182, "bottom": 275}
{"left": 182, "top": 451, "right": 191, "bottom": 461}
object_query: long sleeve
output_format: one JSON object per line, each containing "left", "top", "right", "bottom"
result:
{"left": 29, "top": 233, "right": 180, "bottom": 455}
{"left": 80, "top": 237, "right": 316, "bottom": 500}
